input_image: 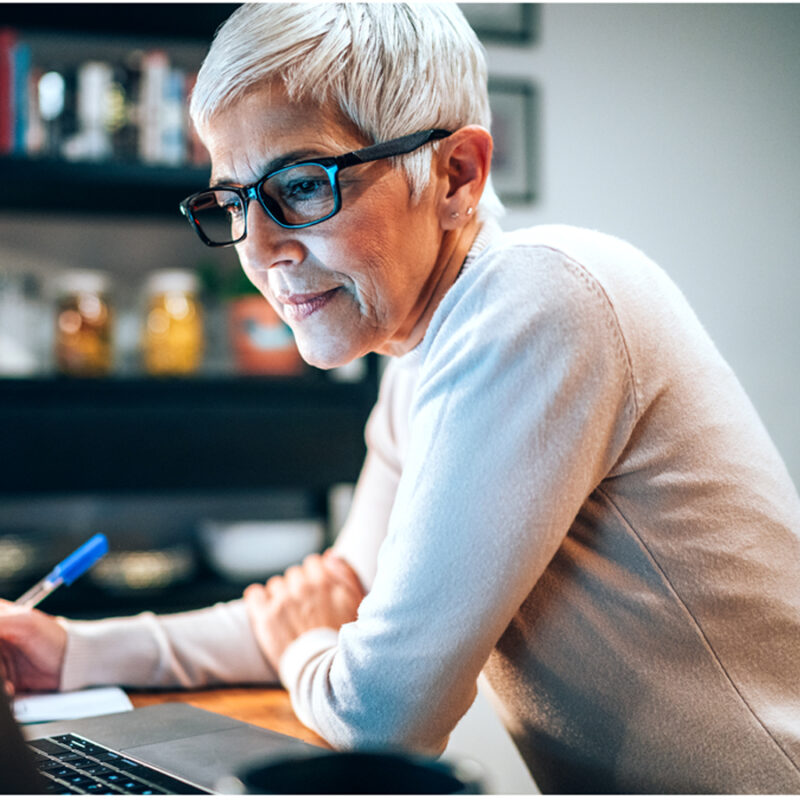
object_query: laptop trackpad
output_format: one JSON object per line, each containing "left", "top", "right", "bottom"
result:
{"left": 125, "top": 725, "right": 320, "bottom": 791}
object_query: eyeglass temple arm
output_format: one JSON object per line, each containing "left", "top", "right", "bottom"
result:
{"left": 337, "top": 129, "right": 452, "bottom": 168}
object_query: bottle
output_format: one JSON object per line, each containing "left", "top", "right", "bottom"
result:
{"left": 54, "top": 270, "right": 113, "bottom": 376}
{"left": 142, "top": 269, "right": 204, "bottom": 375}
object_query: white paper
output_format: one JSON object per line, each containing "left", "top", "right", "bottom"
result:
{"left": 13, "top": 686, "right": 133, "bottom": 724}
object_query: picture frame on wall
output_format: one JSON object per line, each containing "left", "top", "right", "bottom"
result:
{"left": 459, "top": 3, "right": 539, "bottom": 45}
{"left": 488, "top": 78, "right": 538, "bottom": 204}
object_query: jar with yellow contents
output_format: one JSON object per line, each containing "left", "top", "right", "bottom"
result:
{"left": 54, "top": 270, "right": 113, "bottom": 376}
{"left": 142, "top": 269, "right": 204, "bottom": 375}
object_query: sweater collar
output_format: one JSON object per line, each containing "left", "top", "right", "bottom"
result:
{"left": 394, "top": 217, "right": 503, "bottom": 367}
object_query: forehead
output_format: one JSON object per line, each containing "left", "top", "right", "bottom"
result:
{"left": 200, "top": 82, "right": 368, "bottom": 184}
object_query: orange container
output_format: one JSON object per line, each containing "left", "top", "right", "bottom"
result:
{"left": 228, "top": 294, "right": 303, "bottom": 375}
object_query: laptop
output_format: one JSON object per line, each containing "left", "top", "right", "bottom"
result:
{"left": 0, "top": 682, "right": 325, "bottom": 794}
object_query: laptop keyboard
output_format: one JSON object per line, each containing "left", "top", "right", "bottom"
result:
{"left": 28, "top": 733, "right": 210, "bottom": 794}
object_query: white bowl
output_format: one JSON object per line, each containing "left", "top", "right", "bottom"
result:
{"left": 199, "top": 519, "right": 326, "bottom": 583}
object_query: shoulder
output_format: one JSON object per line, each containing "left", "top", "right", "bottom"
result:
{"left": 425, "top": 224, "right": 648, "bottom": 361}
{"left": 471, "top": 223, "right": 665, "bottom": 303}
{"left": 405, "top": 224, "right": 652, "bottom": 424}
{"left": 409, "top": 226, "right": 638, "bottom": 402}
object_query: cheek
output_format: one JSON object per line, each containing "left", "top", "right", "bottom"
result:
{"left": 234, "top": 244, "right": 254, "bottom": 280}
{"left": 343, "top": 241, "right": 410, "bottom": 317}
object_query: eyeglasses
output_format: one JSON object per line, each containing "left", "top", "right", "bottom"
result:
{"left": 179, "top": 128, "right": 453, "bottom": 247}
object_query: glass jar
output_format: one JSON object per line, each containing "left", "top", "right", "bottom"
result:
{"left": 54, "top": 270, "right": 113, "bottom": 376}
{"left": 142, "top": 269, "right": 204, "bottom": 375}
{"left": 0, "top": 271, "right": 41, "bottom": 376}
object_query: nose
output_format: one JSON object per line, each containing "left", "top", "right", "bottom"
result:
{"left": 237, "top": 198, "right": 306, "bottom": 271}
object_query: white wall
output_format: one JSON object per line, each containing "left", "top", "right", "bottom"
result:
{"left": 448, "top": 4, "right": 800, "bottom": 792}
{"left": 491, "top": 2, "right": 800, "bottom": 485}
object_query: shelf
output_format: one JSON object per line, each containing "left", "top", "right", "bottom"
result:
{"left": 2, "top": 154, "right": 209, "bottom": 217}
{"left": 1, "top": 3, "right": 240, "bottom": 41}
{"left": 0, "top": 156, "right": 210, "bottom": 216}
{"left": 0, "top": 374, "right": 378, "bottom": 495}
{"left": 1, "top": 3, "right": 240, "bottom": 217}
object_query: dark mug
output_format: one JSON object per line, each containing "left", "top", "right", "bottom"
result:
{"left": 218, "top": 750, "right": 484, "bottom": 794}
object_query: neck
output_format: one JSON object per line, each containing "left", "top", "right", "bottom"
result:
{"left": 382, "top": 217, "right": 481, "bottom": 358}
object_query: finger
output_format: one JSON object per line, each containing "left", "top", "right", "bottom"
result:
{"left": 243, "top": 583, "right": 268, "bottom": 608}
{"left": 302, "top": 551, "right": 323, "bottom": 564}
{"left": 0, "top": 603, "right": 31, "bottom": 627}
{"left": 0, "top": 648, "right": 16, "bottom": 693}
{"left": 307, "top": 555, "right": 362, "bottom": 608}
{"left": 284, "top": 564, "right": 309, "bottom": 599}
{"left": 3, "top": 679, "right": 13, "bottom": 698}
{"left": 283, "top": 564, "right": 303, "bottom": 582}
{"left": 302, "top": 553, "right": 328, "bottom": 585}
{"left": 322, "top": 548, "right": 354, "bottom": 573}
{"left": 322, "top": 551, "right": 365, "bottom": 595}
{"left": 243, "top": 584, "right": 273, "bottom": 632}
{"left": 264, "top": 574, "right": 286, "bottom": 596}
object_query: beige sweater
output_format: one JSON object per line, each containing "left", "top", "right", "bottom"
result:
{"left": 62, "top": 223, "right": 800, "bottom": 793}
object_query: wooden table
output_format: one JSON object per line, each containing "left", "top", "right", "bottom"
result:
{"left": 129, "top": 686, "right": 329, "bottom": 749}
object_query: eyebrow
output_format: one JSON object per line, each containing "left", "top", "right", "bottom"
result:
{"left": 210, "top": 149, "right": 330, "bottom": 187}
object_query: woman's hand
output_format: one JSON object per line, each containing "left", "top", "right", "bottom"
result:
{"left": 244, "top": 550, "right": 366, "bottom": 670}
{"left": 0, "top": 600, "right": 67, "bottom": 697}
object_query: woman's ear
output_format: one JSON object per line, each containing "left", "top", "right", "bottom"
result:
{"left": 436, "top": 126, "right": 493, "bottom": 230}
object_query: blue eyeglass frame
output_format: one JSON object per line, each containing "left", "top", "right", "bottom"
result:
{"left": 179, "top": 128, "right": 453, "bottom": 247}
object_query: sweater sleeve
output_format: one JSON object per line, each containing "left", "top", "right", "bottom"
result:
{"left": 279, "top": 246, "right": 637, "bottom": 753}
{"left": 331, "top": 359, "right": 416, "bottom": 590}
{"left": 60, "top": 599, "right": 276, "bottom": 691}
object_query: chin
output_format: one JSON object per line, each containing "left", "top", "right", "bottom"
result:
{"left": 295, "top": 336, "right": 361, "bottom": 371}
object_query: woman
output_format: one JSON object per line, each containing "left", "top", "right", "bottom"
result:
{"left": 2, "top": 4, "right": 800, "bottom": 792}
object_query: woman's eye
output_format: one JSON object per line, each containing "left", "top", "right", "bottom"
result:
{"left": 286, "top": 179, "right": 326, "bottom": 199}
{"left": 224, "top": 200, "right": 244, "bottom": 219}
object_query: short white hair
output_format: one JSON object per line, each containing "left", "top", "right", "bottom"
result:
{"left": 190, "top": 2, "right": 504, "bottom": 219}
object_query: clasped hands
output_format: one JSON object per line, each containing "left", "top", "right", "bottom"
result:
{"left": 244, "top": 549, "right": 366, "bottom": 672}
{"left": 0, "top": 549, "right": 364, "bottom": 698}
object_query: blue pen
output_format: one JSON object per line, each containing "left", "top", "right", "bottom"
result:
{"left": 14, "top": 533, "right": 109, "bottom": 610}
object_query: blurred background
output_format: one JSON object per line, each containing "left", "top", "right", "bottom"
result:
{"left": 0, "top": 3, "right": 798, "bottom": 793}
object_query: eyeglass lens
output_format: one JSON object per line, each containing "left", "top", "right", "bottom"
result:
{"left": 191, "top": 190, "right": 246, "bottom": 244}
{"left": 189, "top": 164, "right": 336, "bottom": 244}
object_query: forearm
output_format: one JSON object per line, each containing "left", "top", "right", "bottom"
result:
{"left": 60, "top": 599, "right": 276, "bottom": 691}
{"left": 278, "top": 625, "right": 471, "bottom": 755}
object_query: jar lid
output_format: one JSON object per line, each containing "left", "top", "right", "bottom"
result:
{"left": 55, "top": 270, "right": 111, "bottom": 295}
{"left": 144, "top": 269, "right": 199, "bottom": 295}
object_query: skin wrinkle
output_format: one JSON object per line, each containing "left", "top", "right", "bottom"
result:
{"left": 198, "top": 81, "right": 487, "bottom": 369}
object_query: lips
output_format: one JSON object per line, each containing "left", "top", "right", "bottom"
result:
{"left": 279, "top": 288, "right": 341, "bottom": 322}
